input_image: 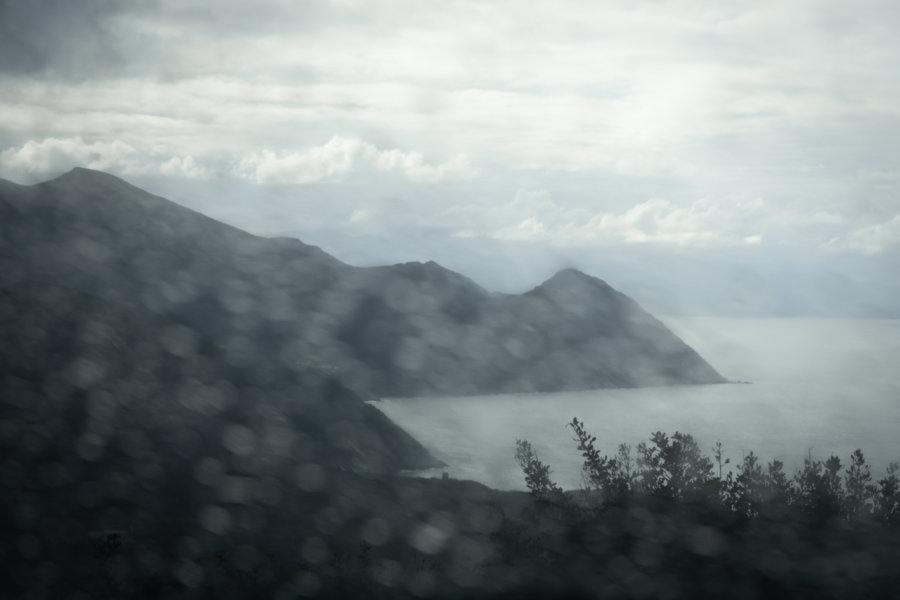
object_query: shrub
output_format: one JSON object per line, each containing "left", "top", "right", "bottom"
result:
{"left": 568, "top": 418, "right": 633, "bottom": 502}
{"left": 517, "top": 419, "right": 900, "bottom": 526}
{"left": 636, "top": 431, "right": 715, "bottom": 501}
{"left": 874, "top": 462, "right": 900, "bottom": 525}
{"left": 514, "top": 439, "right": 562, "bottom": 500}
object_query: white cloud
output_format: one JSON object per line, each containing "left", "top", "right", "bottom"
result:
{"left": 348, "top": 208, "right": 371, "bottom": 223}
{"left": 235, "top": 137, "right": 361, "bottom": 184}
{"left": 832, "top": 214, "right": 900, "bottom": 255}
{"left": 372, "top": 149, "right": 475, "bottom": 183}
{"left": 235, "top": 136, "right": 476, "bottom": 184}
{"left": 485, "top": 195, "right": 767, "bottom": 248}
{"left": 0, "top": 135, "right": 475, "bottom": 185}
{"left": 495, "top": 217, "right": 549, "bottom": 241}
{"left": 1, "top": 137, "right": 138, "bottom": 174}
{"left": 158, "top": 155, "right": 212, "bottom": 179}
{"left": 0, "top": 137, "right": 213, "bottom": 179}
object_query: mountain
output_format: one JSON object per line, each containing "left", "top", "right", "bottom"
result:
{"left": 0, "top": 168, "right": 726, "bottom": 598}
{"left": 0, "top": 168, "right": 441, "bottom": 476}
{"left": 0, "top": 281, "right": 441, "bottom": 474}
{"left": 0, "top": 167, "right": 725, "bottom": 398}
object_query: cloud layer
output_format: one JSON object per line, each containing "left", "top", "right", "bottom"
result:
{"left": 1, "top": 0, "right": 899, "bottom": 291}
{"left": 0, "top": 137, "right": 212, "bottom": 179}
{"left": 235, "top": 137, "right": 475, "bottom": 184}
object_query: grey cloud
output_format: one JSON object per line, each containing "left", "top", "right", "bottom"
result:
{"left": 153, "top": 0, "right": 354, "bottom": 35}
{"left": 0, "top": 0, "right": 339, "bottom": 82}
{"left": 0, "top": 0, "right": 130, "bottom": 78}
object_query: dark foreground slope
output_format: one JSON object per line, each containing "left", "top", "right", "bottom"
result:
{"left": 0, "top": 282, "right": 439, "bottom": 476}
{"left": 0, "top": 282, "right": 450, "bottom": 595}
{"left": 0, "top": 168, "right": 724, "bottom": 397}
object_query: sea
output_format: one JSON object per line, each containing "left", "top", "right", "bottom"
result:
{"left": 372, "top": 317, "right": 900, "bottom": 491}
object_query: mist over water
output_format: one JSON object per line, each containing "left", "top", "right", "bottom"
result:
{"left": 374, "top": 317, "right": 900, "bottom": 491}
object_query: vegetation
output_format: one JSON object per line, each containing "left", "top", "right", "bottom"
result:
{"left": 505, "top": 418, "right": 900, "bottom": 598}
{"left": 516, "top": 417, "right": 900, "bottom": 525}
{"left": 5, "top": 409, "right": 900, "bottom": 599}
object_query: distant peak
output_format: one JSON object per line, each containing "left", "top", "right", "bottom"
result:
{"left": 57, "top": 167, "right": 100, "bottom": 179}
{"left": 52, "top": 167, "right": 126, "bottom": 185}
{"left": 43, "top": 167, "right": 153, "bottom": 200}
{"left": 393, "top": 260, "right": 446, "bottom": 273}
{"left": 540, "top": 268, "right": 610, "bottom": 289}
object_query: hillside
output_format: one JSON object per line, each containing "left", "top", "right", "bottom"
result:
{"left": 0, "top": 168, "right": 725, "bottom": 398}
{"left": 0, "top": 282, "right": 441, "bottom": 475}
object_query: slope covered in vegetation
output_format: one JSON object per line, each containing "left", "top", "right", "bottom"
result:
{"left": 505, "top": 419, "right": 900, "bottom": 598}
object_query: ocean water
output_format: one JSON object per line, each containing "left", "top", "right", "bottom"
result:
{"left": 372, "top": 317, "right": 900, "bottom": 491}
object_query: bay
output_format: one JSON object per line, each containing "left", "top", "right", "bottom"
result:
{"left": 372, "top": 317, "right": 900, "bottom": 491}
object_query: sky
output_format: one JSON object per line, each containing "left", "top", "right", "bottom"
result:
{"left": 1, "top": 0, "right": 899, "bottom": 316}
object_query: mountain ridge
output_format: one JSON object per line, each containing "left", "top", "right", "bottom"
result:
{"left": 1, "top": 167, "right": 725, "bottom": 397}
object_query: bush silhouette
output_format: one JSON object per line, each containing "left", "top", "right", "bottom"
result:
{"left": 517, "top": 418, "right": 900, "bottom": 526}
{"left": 507, "top": 420, "right": 900, "bottom": 598}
